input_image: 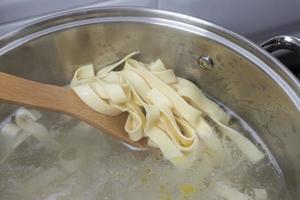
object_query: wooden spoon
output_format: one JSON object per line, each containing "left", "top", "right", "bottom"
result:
{"left": 0, "top": 72, "right": 147, "bottom": 148}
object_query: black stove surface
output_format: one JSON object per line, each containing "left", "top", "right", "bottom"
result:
{"left": 273, "top": 50, "right": 300, "bottom": 79}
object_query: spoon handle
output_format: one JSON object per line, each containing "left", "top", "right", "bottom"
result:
{"left": 0, "top": 72, "right": 147, "bottom": 148}
{"left": 0, "top": 72, "right": 74, "bottom": 113}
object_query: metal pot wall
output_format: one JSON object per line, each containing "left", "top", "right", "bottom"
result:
{"left": 0, "top": 7, "right": 299, "bottom": 198}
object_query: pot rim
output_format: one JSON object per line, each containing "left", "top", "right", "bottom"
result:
{"left": 0, "top": 6, "right": 299, "bottom": 110}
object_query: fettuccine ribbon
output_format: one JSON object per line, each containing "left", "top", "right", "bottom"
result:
{"left": 70, "top": 52, "right": 264, "bottom": 168}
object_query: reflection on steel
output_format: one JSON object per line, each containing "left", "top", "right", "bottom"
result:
{"left": 262, "top": 35, "right": 300, "bottom": 54}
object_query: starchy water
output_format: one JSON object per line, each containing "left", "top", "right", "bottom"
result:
{"left": 0, "top": 107, "right": 292, "bottom": 200}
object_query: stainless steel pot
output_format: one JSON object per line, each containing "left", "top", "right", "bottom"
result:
{"left": 0, "top": 7, "right": 299, "bottom": 198}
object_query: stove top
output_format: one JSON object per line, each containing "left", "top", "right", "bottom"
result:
{"left": 273, "top": 50, "right": 300, "bottom": 79}
{"left": 1, "top": 0, "right": 300, "bottom": 42}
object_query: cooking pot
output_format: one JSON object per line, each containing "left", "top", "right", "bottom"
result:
{"left": 0, "top": 7, "right": 299, "bottom": 198}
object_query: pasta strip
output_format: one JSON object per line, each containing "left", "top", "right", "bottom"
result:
{"left": 70, "top": 52, "right": 264, "bottom": 168}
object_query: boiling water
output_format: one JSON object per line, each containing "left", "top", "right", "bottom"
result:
{"left": 0, "top": 108, "right": 291, "bottom": 200}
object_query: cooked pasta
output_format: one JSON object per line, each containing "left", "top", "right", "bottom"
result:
{"left": 70, "top": 52, "right": 264, "bottom": 168}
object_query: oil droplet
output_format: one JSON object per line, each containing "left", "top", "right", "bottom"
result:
{"left": 141, "top": 175, "right": 147, "bottom": 183}
{"left": 160, "top": 185, "right": 173, "bottom": 200}
{"left": 180, "top": 184, "right": 197, "bottom": 198}
{"left": 144, "top": 167, "right": 153, "bottom": 175}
